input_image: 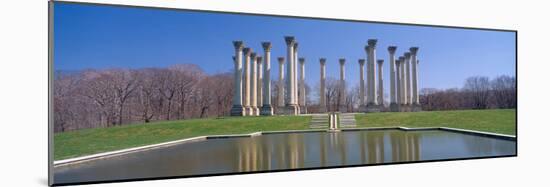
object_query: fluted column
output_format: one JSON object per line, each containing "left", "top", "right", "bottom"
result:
{"left": 230, "top": 41, "right": 245, "bottom": 116}
{"left": 277, "top": 57, "right": 285, "bottom": 108}
{"left": 319, "top": 58, "right": 327, "bottom": 113}
{"left": 365, "top": 39, "right": 379, "bottom": 112}
{"left": 250, "top": 52, "right": 259, "bottom": 116}
{"left": 388, "top": 46, "right": 398, "bottom": 111}
{"left": 410, "top": 47, "right": 420, "bottom": 107}
{"left": 339, "top": 58, "right": 347, "bottom": 112}
{"left": 294, "top": 43, "right": 300, "bottom": 113}
{"left": 257, "top": 56, "right": 263, "bottom": 109}
{"left": 261, "top": 42, "right": 273, "bottom": 115}
{"left": 358, "top": 59, "right": 366, "bottom": 108}
{"left": 243, "top": 47, "right": 252, "bottom": 115}
{"left": 284, "top": 36, "right": 298, "bottom": 115}
{"left": 399, "top": 56, "right": 406, "bottom": 108}
{"left": 367, "top": 39, "right": 378, "bottom": 106}
{"left": 405, "top": 52, "right": 412, "bottom": 107}
{"left": 299, "top": 58, "right": 307, "bottom": 114}
{"left": 395, "top": 58, "right": 402, "bottom": 106}
{"left": 377, "top": 59, "right": 384, "bottom": 106}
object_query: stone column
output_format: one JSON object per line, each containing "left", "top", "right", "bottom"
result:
{"left": 410, "top": 47, "right": 421, "bottom": 110}
{"left": 365, "top": 39, "right": 379, "bottom": 112}
{"left": 284, "top": 36, "right": 298, "bottom": 115}
{"left": 339, "top": 58, "right": 347, "bottom": 112}
{"left": 365, "top": 46, "right": 372, "bottom": 105}
{"left": 294, "top": 43, "right": 300, "bottom": 114}
{"left": 388, "top": 46, "right": 398, "bottom": 112}
{"left": 377, "top": 59, "right": 384, "bottom": 107}
{"left": 243, "top": 47, "right": 252, "bottom": 115}
{"left": 395, "top": 58, "right": 402, "bottom": 107}
{"left": 257, "top": 56, "right": 263, "bottom": 109}
{"left": 299, "top": 58, "right": 307, "bottom": 114}
{"left": 319, "top": 58, "right": 327, "bottom": 113}
{"left": 399, "top": 56, "right": 406, "bottom": 110}
{"left": 250, "top": 52, "right": 259, "bottom": 116}
{"left": 230, "top": 41, "right": 245, "bottom": 116}
{"left": 405, "top": 52, "right": 412, "bottom": 108}
{"left": 277, "top": 57, "right": 285, "bottom": 108}
{"left": 358, "top": 59, "right": 366, "bottom": 109}
{"left": 261, "top": 42, "right": 273, "bottom": 116}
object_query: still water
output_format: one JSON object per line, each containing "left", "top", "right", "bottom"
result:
{"left": 54, "top": 130, "right": 516, "bottom": 184}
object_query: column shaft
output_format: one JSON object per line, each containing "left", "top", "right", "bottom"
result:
{"left": 377, "top": 60, "right": 384, "bottom": 106}
{"left": 399, "top": 56, "right": 406, "bottom": 105}
{"left": 319, "top": 58, "right": 326, "bottom": 112}
{"left": 261, "top": 42, "right": 273, "bottom": 116}
{"left": 230, "top": 41, "right": 245, "bottom": 116}
{"left": 299, "top": 58, "right": 306, "bottom": 113}
{"left": 410, "top": 47, "right": 420, "bottom": 105}
{"left": 257, "top": 57, "right": 263, "bottom": 108}
{"left": 284, "top": 36, "right": 298, "bottom": 115}
{"left": 293, "top": 43, "right": 299, "bottom": 108}
{"left": 405, "top": 52, "right": 412, "bottom": 105}
{"left": 250, "top": 53, "right": 258, "bottom": 116}
{"left": 395, "top": 59, "right": 403, "bottom": 106}
{"left": 278, "top": 57, "right": 285, "bottom": 107}
{"left": 367, "top": 39, "right": 378, "bottom": 106}
{"left": 243, "top": 48, "right": 252, "bottom": 115}
{"left": 358, "top": 59, "right": 366, "bottom": 107}
{"left": 339, "top": 58, "right": 346, "bottom": 112}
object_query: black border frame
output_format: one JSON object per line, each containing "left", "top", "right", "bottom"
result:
{"left": 48, "top": 0, "right": 518, "bottom": 186}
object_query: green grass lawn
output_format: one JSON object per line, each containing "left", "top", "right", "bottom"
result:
{"left": 354, "top": 109, "right": 516, "bottom": 135}
{"left": 54, "top": 115, "right": 310, "bottom": 161}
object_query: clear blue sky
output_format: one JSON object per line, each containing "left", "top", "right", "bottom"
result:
{"left": 54, "top": 3, "right": 515, "bottom": 90}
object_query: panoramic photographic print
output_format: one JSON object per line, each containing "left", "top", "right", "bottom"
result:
{"left": 50, "top": 2, "right": 517, "bottom": 186}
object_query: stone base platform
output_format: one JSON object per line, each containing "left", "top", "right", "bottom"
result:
{"left": 230, "top": 105, "right": 245, "bottom": 116}
{"left": 260, "top": 105, "right": 273, "bottom": 116}
{"left": 365, "top": 104, "right": 381, "bottom": 113}
{"left": 246, "top": 107, "right": 259, "bottom": 116}
{"left": 389, "top": 103, "right": 399, "bottom": 112}
{"left": 411, "top": 104, "right": 422, "bottom": 112}
{"left": 300, "top": 106, "right": 308, "bottom": 114}
{"left": 283, "top": 105, "right": 300, "bottom": 115}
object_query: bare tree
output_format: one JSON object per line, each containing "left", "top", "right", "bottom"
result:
{"left": 463, "top": 76, "right": 491, "bottom": 109}
{"left": 108, "top": 69, "right": 138, "bottom": 125}
{"left": 156, "top": 69, "right": 178, "bottom": 120}
{"left": 491, "top": 75, "right": 516, "bottom": 108}
{"left": 324, "top": 77, "right": 339, "bottom": 112}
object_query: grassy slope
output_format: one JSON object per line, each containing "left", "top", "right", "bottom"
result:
{"left": 355, "top": 109, "right": 516, "bottom": 135}
{"left": 54, "top": 115, "right": 310, "bottom": 160}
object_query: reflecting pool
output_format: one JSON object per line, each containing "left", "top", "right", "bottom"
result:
{"left": 54, "top": 129, "right": 516, "bottom": 184}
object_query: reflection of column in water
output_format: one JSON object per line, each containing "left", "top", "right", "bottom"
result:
{"left": 360, "top": 132, "right": 367, "bottom": 164}
{"left": 278, "top": 138, "right": 286, "bottom": 169}
{"left": 390, "top": 131, "right": 399, "bottom": 162}
{"left": 320, "top": 133, "right": 327, "bottom": 167}
{"left": 366, "top": 131, "right": 385, "bottom": 164}
{"left": 238, "top": 142, "right": 243, "bottom": 172}
{"left": 367, "top": 133, "right": 376, "bottom": 164}
{"left": 266, "top": 139, "right": 272, "bottom": 170}
{"left": 289, "top": 134, "right": 297, "bottom": 169}
{"left": 405, "top": 134, "right": 410, "bottom": 161}
{"left": 398, "top": 132, "right": 406, "bottom": 161}
{"left": 412, "top": 133, "right": 420, "bottom": 161}
{"left": 299, "top": 134, "right": 305, "bottom": 168}
{"left": 337, "top": 132, "right": 347, "bottom": 165}
{"left": 377, "top": 133, "right": 385, "bottom": 163}
{"left": 252, "top": 139, "right": 257, "bottom": 171}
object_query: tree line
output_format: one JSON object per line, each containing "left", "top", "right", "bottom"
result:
{"left": 54, "top": 64, "right": 233, "bottom": 132}
{"left": 419, "top": 75, "right": 516, "bottom": 111}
